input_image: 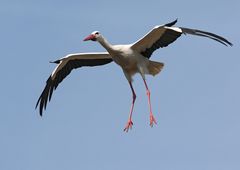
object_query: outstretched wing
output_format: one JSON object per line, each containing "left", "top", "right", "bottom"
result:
{"left": 131, "top": 19, "right": 232, "bottom": 58}
{"left": 36, "top": 52, "right": 113, "bottom": 116}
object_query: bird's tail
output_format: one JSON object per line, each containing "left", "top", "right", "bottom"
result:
{"left": 148, "top": 60, "right": 164, "bottom": 76}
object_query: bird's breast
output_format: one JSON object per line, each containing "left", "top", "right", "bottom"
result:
{"left": 108, "top": 45, "right": 144, "bottom": 74}
{"left": 111, "top": 52, "right": 138, "bottom": 69}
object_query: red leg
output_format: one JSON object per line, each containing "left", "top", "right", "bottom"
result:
{"left": 143, "top": 79, "right": 157, "bottom": 127}
{"left": 124, "top": 81, "right": 136, "bottom": 132}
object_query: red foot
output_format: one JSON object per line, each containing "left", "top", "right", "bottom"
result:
{"left": 123, "top": 120, "right": 133, "bottom": 132}
{"left": 150, "top": 114, "right": 157, "bottom": 127}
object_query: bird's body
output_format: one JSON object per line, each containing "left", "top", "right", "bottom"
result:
{"left": 106, "top": 44, "right": 137, "bottom": 70}
{"left": 89, "top": 34, "right": 164, "bottom": 81}
{"left": 36, "top": 19, "right": 232, "bottom": 132}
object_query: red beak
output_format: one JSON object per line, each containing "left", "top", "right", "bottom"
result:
{"left": 83, "top": 34, "right": 95, "bottom": 41}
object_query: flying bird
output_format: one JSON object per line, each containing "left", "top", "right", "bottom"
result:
{"left": 36, "top": 19, "right": 232, "bottom": 132}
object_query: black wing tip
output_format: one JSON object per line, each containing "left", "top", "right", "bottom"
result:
{"left": 180, "top": 27, "right": 233, "bottom": 47}
{"left": 35, "top": 76, "right": 53, "bottom": 117}
{"left": 35, "top": 98, "right": 41, "bottom": 115}
{"left": 35, "top": 104, "right": 43, "bottom": 116}
{"left": 222, "top": 41, "right": 233, "bottom": 47}
{"left": 165, "top": 19, "right": 178, "bottom": 27}
{"left": 226, "top": 41, "right": 233, "bottom": 47}
{"left": 35, "top": 96, "right": 44, "bottom": 116}
{"left": 50, "top": 60, "right": 61, "bottom": 64}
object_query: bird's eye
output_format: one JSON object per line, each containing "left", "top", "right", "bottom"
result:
{"left": 95, "top": 32, "right": 99, "bottom": 35}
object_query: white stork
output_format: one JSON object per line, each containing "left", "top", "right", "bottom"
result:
{"left": 36, "top": 19, "right": 232, "bottom": 132}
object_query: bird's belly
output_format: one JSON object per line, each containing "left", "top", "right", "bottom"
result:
{"left": 112, "top": 54, "right": 137, "bottom": 70}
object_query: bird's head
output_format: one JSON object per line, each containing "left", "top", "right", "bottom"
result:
{"left": 83, "top": 31, "right": 101, "bottom": 42}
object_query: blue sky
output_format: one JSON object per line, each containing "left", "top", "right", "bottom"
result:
{"left": 1, "top": 0, "right": 239, "bottom": 170}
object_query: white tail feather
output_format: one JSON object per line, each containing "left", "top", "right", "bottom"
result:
{"left": 148, "top": 60, "right": 164, "bottom": 76}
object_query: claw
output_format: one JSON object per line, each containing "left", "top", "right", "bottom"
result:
{"left": 150, "top": 114, "right": 157, "bottom": 127}
{"left": 123, "top": 120, "right": 133, "bottom": 132}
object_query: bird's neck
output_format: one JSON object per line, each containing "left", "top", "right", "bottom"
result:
{"left": 98, "top": 36, "right": 114, "bottom": 52}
